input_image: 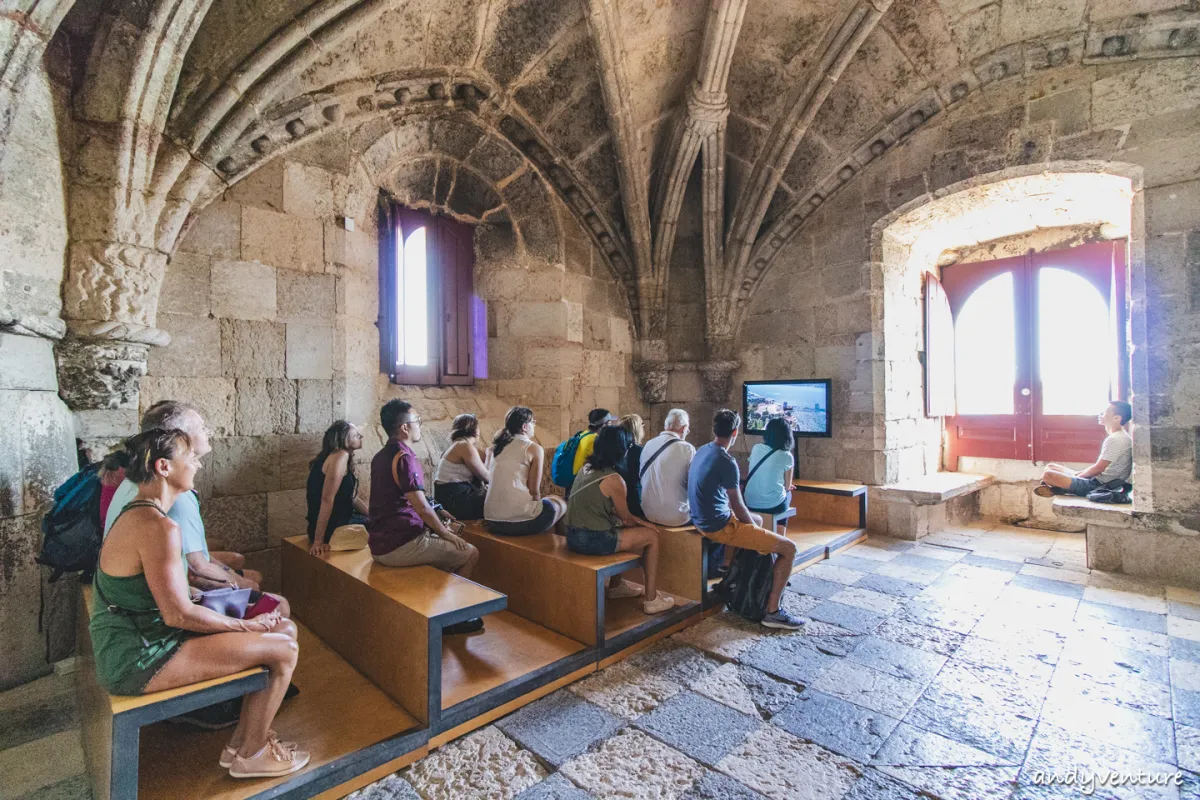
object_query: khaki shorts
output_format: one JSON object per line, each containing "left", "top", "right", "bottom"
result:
{"left": 373, "top": 529, "right": 472, "bottom": 572}
{"left": 702, "top": 517, "right": 782, "bottom": 556}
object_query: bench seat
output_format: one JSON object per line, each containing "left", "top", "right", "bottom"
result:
{"left": 867, "top": 473, "right": 992, "bottom": 540}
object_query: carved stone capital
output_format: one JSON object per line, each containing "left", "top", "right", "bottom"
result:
{"left": 697, "top": 360, "right": 740, "bottom": 404}
{"left": 63, "top": 241, "right": 170, "bottom": 345}
{"left": 56, "top": 337, "right": 149, "bottom": 411}
{"left": 632, "top": 361, "right": 670, "bottom": 404}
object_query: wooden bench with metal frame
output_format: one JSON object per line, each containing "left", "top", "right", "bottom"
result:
{"left": 787, "top": 480, "right": 869, "bottom": 569}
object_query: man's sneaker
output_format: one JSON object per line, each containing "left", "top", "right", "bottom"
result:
{"left": 1033, "top": 483, "right": 1056, "bottom": 498}
{"left": 221, "top": 731, "right": 295, "bottom": 768}
{"left": 228, "top": 739, "right": 310, "bottom": 779}
{"left": 607, "top": 581, "right": 642, "bottom": 599}
{"left": 761, "top": 608, "right": 805, "bottom": 631}
{"left": 642, "top": 592, "right": 676, "bottom": 614}
{"left": 444, "top": 617, "right": 484, "bottom": 635}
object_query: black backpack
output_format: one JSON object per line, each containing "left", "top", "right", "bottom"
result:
{"left": 36, "top": 462, "right": 104, "bottom": 582}
{"left": 1087, "top": 481, "right": 1132, "bottom": 505}
{"left": 717, "top": 549, "right": 776, "bottom": 622}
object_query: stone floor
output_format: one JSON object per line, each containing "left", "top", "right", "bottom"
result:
{"left": 8, "top": 522, "right": 1200, "bottom": 799}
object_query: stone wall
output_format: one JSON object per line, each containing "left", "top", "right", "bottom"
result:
{"left": 0, "top": 41, "right": 78, "bottom": 690}
{"left": 730, "top": 57, "right": 1200, "bottom": 531}
{"left": 143, "top": 142, "right": 639, "bottom": 591}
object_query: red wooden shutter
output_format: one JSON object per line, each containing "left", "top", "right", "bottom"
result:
{"left": 433, "top": 215, "right": 475, "bottom": 385}
{"left": 924, "top": 272, "right": 955, "bottom": 417}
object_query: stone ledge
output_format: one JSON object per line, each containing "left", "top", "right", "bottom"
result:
{"left": 1051, "top": 495, "right": 1135, "bottom": 526}
{"left": 874, "top": 473, "right": 994, "bottom": 506}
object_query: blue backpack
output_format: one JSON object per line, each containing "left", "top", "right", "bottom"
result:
{"left": 551, "top": 431, "right": 594, "bottom": 488}
{"left": 36, "top": 462, "right": 103, "bottom": 582}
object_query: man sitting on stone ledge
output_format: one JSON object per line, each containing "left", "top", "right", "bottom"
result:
{"left": 104, "top": 401, "right": 290, "bottom": 618}
{"left": 367, "top": 399, "right": 483, "bottom": 634}
{"left": 1035, "top": 400, "right": 1133, "bottom": 498}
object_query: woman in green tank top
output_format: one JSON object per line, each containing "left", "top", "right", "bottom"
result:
{"left": 564, "top": 427, "right": 676, "bottom": 615}
{"left": 92, "top": 429, "right": 310, "bottom": 779}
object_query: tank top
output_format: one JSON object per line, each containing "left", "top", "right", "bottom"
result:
{"left": 565, "top": 466, "right": 620, "bottom": 532}
{"left": 484, "top": 434, "right": 542, "bottom": 522}
{"left": 306, "top": 453, "right": 357, "bottom": 539}
{"left": 434, "top": 442, "right": 477, "bottom": 484}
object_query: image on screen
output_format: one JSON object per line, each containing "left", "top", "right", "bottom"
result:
{"left": 744, "top": 381, "right": 830, "bottom": 436}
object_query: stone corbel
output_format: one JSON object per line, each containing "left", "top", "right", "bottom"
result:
{"left": 697, "top": 360, "right": 740, "bottom": 404}
{"left": 56, "top": 337, "right": 151, "bottom": 411}
{"left": 632, "top": 361, "right": 669, "bottom": 405}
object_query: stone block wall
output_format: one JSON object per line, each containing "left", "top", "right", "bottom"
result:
{"left": 0, "top": 42, "right": 78, "bottom": 690}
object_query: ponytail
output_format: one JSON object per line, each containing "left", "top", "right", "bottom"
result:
{"left": 493, "top": 406, "right": 533, "bottom": 457}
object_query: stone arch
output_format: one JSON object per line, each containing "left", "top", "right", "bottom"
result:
{"left": 871, "top": 163, "right": 1144, "bottom": 496}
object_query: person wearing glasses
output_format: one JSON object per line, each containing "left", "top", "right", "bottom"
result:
{"left": 366, "top": 400, "right": 482, "bottom": 633}
{"left": 484, "top": 406, "right": 568, "bottom": 535}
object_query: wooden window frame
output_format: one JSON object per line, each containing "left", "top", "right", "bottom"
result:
{"left": 925, "top": 240, "right": 1128, "bottom": 468}
{"left": 378, "top": 201, "right": 484, "bottom": 387}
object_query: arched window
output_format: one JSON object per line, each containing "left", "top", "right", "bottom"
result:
{"left": 926, "top": 240, "right": 1128, "bottom": 466}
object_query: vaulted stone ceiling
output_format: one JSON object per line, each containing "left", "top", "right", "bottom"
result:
{"left": 32, "top": 0, "right": 1199, "bottom": 359}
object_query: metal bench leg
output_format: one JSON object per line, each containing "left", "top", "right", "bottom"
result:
{"left": 109, "top": 716, "right": 141, "bottom": 800}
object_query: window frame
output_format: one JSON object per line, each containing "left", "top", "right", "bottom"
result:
{"left": 926, "top": 239, "right": 1129, "bottom": 467}
{"left": 378, "top": 201, "right": 482, "bottom": 387}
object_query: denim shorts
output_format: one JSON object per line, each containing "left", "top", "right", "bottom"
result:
{"left": 565, "top": 526, "right": 620, "bottom": 556}
{"left": 1067, "top": 476, "right": 1101, "bottom": 497}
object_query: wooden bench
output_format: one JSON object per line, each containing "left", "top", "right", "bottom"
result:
{"left": 788, "top": 480, "right": 869, "bottom": 569}
{"left": 458, "top": 523, "right": 703, "bottom": 656}
{"left": 281, "top": 536, "right": 592, "bottom": 736}
{"left": 78, "top": 586, "right": 428, "bottom": 800}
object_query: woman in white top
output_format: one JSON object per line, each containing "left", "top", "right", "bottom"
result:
{"left": 433, "top": 414, "right": 492, "bottom": 520}
{"left": 743, "top": 417, "right": 796, "bottom": 533}
{"left": 484, "top": 406, "right": 567, "bottom": 535}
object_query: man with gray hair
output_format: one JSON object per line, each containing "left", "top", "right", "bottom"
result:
{"left": 103, "top": 401, "right": 289, "bottom": 617}
{"left": 639, "top": 409, "right": 697, "bottom": 527}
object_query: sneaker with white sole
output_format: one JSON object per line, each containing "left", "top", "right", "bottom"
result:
{"left": 220, "top": 731, "right": 294, "bottom": 768}
{"left": 1033, "top": 483, "right": 1056, "bottom": 498}
{"left": 228, "top": 738, "right": 310, "bottom": 779}
{"left": 607, "top": 581, "right": 642, "bottom": 599}
{"left": 641, "top": 592, "right": 676, "bottom": 614}
{"left": 760, "top": 608, "right": 805, "bottom": 630}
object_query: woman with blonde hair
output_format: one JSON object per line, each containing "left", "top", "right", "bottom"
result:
{"left": 92, "top": 429, "right": 307, "bottom": 778}
{"left": 616, "top": 414, "right": 646, "bottom": 518}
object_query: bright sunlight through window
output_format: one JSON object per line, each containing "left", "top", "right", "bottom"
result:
{"left": 1038, "top": 267, "right": 1112, "bottom": 415}
{"left": 397, "top": 226, "right": 429, "bottom": 366}
{"left": 955, "top": 272, "right": 1016, "bottom": 415}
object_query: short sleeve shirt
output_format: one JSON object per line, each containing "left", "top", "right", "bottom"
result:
{"left": 367, "top": 439, "right": 427, "bottom": 555}
{"left": 743, "top": 444, "right": 795, "bottom": 511}
{"left": 688, "top": 442, "right": 740, "bottom": 533}
{"left": 1096, "top": 429, "right": 1133, "bottom": 484}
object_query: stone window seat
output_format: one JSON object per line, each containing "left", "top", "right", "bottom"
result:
{"left": 1052, "top": 496, "right": 1200, "bottom": 587}
{"left": 869, "top": 473, "right": 994, "bottom": 540}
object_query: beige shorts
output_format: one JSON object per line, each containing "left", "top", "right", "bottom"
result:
{"left": 702, "top": 517, "right": 783, "bottom": 555}
{"left": 372, "top": 529, "right": 472, "bottom": 571}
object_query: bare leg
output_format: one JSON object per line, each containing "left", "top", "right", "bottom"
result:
{"left": 1041, "top": 468, "right": 1075, "bottom": 490}
{"left": 617, "top": 527, "right": 659, "bottom": 599}
{"left": 766, "top": 533, "right": 798, "bottom": 613}
{"left": 144, "top": 626, "right": 299, "bottom": 757}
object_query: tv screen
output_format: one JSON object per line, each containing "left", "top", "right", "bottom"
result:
{"left": 743, "top": 379, "right": 831, "bottom": 438}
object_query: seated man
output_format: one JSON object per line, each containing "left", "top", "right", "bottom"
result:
{"left": 688, "top": 409, "right": 803, "bottom": 630}
{"left": 640, "top": 408, "right": 696, "bottom": 528}
{"left": 367, "top": 399, "right": 483, "bottom": 634}
{"left": 1035, "top": 401, "right": 1133, "bottom": 498}
{"left": 104, "top": 401, "right": 288, "bottom": 615}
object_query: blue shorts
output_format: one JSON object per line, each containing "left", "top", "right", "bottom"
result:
{"left": 488, "top": 499, "right": 558, "bottom": 536}
{"left": 1067, "top": 476, "right": 1101, "bottom": 497}
{"left": 565, "top": 526, "right": 620, "bottom": 556}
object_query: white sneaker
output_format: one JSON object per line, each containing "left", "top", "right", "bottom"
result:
{"left": 220, "top": 731, "right": 294, "bottom": 768}
{"left": 607, "top": 580, "right": 642, "bottom": 599}
{"left": 642, "top": 592, "right": 676, "bottom": 614}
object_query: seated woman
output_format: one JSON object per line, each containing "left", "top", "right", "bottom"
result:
{"left": 743, "top": 417, "right": 796, "bottom": 534}
{"left": 565, "top": 426, "right": 676, "bottom": 614}
{"left": 616, "top": 414, "right": 646, "bottom": 519}
{"left": 433, "top": 414, "right": 491, "bottom": 521}
{"left": 307, "top": 421, "right": 369, "bottom": 556}
{"left": 484, "top": 406, "right": 567, "bottom": 535}
{"left": 92, "top": 429, "right": 308, "bottom": 778}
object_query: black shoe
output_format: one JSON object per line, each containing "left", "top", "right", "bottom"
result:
{"left": 284, "top": 682, "right": 300, "bottom": 701}
{"left": 169, "top": 698, "right": 242, "bottom": 729}
{"left": 444, "top": 617, "right": 484, "bottom": 635}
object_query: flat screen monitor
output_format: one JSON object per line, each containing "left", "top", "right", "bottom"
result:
{"left": 743, "top": 379, "right": 832, "bottom": 438}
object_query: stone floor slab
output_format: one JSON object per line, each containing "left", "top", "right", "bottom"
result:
{"left": 830, "top": 587, "right": 902, "bottom": 616}
{"left": 877, "top": 766, "right": 1019, "bottom": 800}
{"left": 1063, "top": 635, "right": 1168, "bottom": 683}
{"left": 1084, "top": 584, "right": 1169, "bottom": 614}
{"left": 771, "top": 689, "right": 900, "bottom": 762}
{"left": 1019, "top": 722, "right": 1181, "bottom": 799}
{"left": 406, "top": 726, "right": 547, "bottom": 800}
{"left": 959, "top": 553, "right": 1024, "bottom": 573}
{"left": 903, "top": 690, "right": 1037, "bottom": 763}
{"left": 811, "top": 660, "right": 926, "bottom": 719}
{"left": 1175, "top": 686, "right": 1200, "bottom": 728}
{"left": 496, "top": 691, "right": 626, "bottom": 768}
{"left": 1010, "top": 573, "right": 1085, "bottom": 599}
{"left": 842, "top": 769, "right": 928, "bottom": 799}
{"left": 626, "top": 642, "right": 724, "bottom": 687}
{"left": 1174, "top": 617, "right": 1200, "bottom": 643}
{"left": 807, "top": 600, "right": 886, "bottom": 635}
{"left": 1175, "top": 636, "right": 1200, "bottom": 663}
{"left": 1171, "top": 602, "right": 1200, "bottom": 622}
{"left": 674, "top": 613, "right": 763, "bottom": 660}
{"left": 875, "top": 561, "right": 940, "bottom": 586}
{"left": 1049, "top": 663, "right": 1172, "bottom": 719}
{"left": 1040, "top": 688, "right": 1176, "bottom": 763}
{"left": 873, "top": 615, "right": 965, "bottom": 657}
{"left": 1175, "top": 660, "right": 1200, "bottom": 692}
{"left": 559, "top": 728, "right": 705, "bottom": 800}
{"left": 803, "top": 563, "right": 866, "bottom": 586}
{"left": 847, "top": 635, "right": 946, "bottom": 683}
{"left": 1073, "top": 617, "right": 1171, "bottom": 657}
{"left": 826, "top": 554, "right": 888, "bottom": 574}
{"left": 567, "top": 660, "right": 683, "bottom": 721}
{"left": 787, "top": 573, "right": 847, "bottom": 599}
{"left": 924, "top": 658, "right": 1051, "bottom": 718}
{"left": 347, "top": 774, "right": 422, "bottom": 800}
{"left": 955, "top": 632, "right": 1061, "bottom": 671}
{"left": 681, "top": 770, "right": 768, "bottom": 800}
{"left": 1178, "top": 723, "right": 1200, "bottom": 773}
{"left": 690, "top": 663, "right": 799, "bottom": 720}
{"left": 1077, "top": 600, "right": 1168, "bottom": 634}
{"left": 716, "top": 724, "right": 863, "bottom": 800}
{"left": 872, "top": 721, "right": 1011, "bottom": 767}
{"left": 635, "top": 690, "right": 761, "bottom": 767}
{"left": 513, "top": 773, "right": 595, "bottom": 800}
{"left": 897, "top": 600, "right": 980, "bottom": 635}
{"left": 740, "top": 634, "right": 842, "bottom": 686}
{"left": 854, "top": 573, "right": 924, "bottom": 599}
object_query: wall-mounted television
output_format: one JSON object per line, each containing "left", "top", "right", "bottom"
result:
{"left": 742, "top": 379, "right": 832, "bottom": 438}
